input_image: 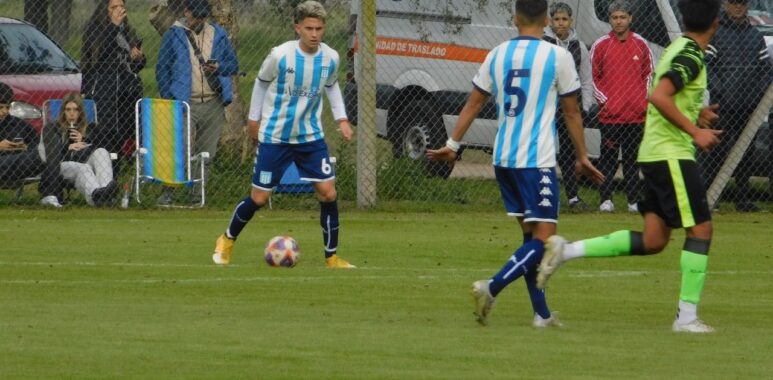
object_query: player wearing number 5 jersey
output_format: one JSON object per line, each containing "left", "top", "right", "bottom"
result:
{"left": 213, "top": 1, "right": 356, "bottom": 269}
{"left": 428, "top": 0, "right": 603, "bottom": 327}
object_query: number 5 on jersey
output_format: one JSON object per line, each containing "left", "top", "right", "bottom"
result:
{"left": 504, "top": 68, "right": 530, "bottom": 117}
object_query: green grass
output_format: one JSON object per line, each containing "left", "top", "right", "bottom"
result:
{"left": 1, "top": 209, "right": 772, "bottom": 379}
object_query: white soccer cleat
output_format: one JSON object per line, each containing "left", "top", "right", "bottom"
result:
{"left": 672, "top": 319, "right": 715, "bottom": 333}
{"left": 40, "top": 195, "right": 62, "bottom": 208}
{"left": 537, "top": 235, "right": 567, "bottom": 289}
{"left": 599, "top": 199, "right": 615, "bottom": 212}
{"left": 627, "top": 203, "right": 639, "bottom": 213}
{"left": 471, "top": 280, "right": 496, "bottom": 326}
{"left": 533, "top": 313, "right": 563, "bottom": 328}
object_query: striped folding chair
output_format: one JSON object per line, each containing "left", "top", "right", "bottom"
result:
{"left": 134, "top": 98, "right": 208, "bottom": 207}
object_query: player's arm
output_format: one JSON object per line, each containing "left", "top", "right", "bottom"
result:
{"left": 426, "top": 86, "right": 488, "bottom": 163}
{"left": 649, "top": 49, "right": 721, "bottom": 151}
{"left": 560, "top": 94, "right": 604, "bottom": 184}
{"left": 324, "top": 82, "right": 353, "bottom": 142}
{"left": 247, "top": 79, "right": 270, "bottom": 142}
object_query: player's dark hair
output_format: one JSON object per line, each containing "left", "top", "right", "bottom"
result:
{"left": 549, "top": 2, "right": 573, "bottom": 18}
{"left": 0, "top": 82, "right": 13, "bottom": 104}
{"left": 678, "top": 0, "right": 721, "bottom": 32}
{"left": 516, "top": 0, "right": 548, "bottom": 24}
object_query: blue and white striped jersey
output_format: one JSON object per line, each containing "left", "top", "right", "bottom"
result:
{"left": 474, "top": 36, "right": 580, "bottom": 169}
{"left": 255, "top": 40, "right": 340, "bottom": 144}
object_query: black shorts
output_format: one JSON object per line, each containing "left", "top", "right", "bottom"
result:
{"left": 638, "top": 160, "right": 711, "bottom": 228}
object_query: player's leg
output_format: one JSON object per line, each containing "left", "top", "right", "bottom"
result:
{"left": 516, "top": 218, "right": 557, "bottom": 325}
{"left": 671, "top": 160, "right": 715, "bottom": 333}
{"left": 537, "top": 161, "right": 676, "bottom": 289}
{"left": 297, "top": 140, "right": 354, "bottom": 268}
{"left": 597, "top": 124, "right": 620, "bottom": 212}
{"left": 213, "top": 143, "right": 291, "bottom": 265}
{"left": 472, "top": 168, "right": 557, "bottom": 325}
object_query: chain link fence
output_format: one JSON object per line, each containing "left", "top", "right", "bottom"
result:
{"left": 0, "top": 0, "right": 771, "bottom": 211}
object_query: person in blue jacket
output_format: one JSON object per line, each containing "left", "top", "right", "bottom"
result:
{"left": 156, "top": 0, "right": 238, "bottom": 205}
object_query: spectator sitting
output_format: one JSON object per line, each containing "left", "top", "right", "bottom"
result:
{"left": 41, "top": 93, "right": 118, "bottom": 206}
{"left": 0, "top": 82, "right": 63, "bottom": 207}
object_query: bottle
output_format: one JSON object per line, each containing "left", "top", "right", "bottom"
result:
{"left": 120, "top": 183, "right": 130, "bottom": 209}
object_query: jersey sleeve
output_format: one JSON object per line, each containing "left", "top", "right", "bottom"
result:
{"left": 472, "top": 48, "right": 497, "bottom": 96}
{"left": 325, "top": 48, "right": 340, "bottom": 87}
{"left": 556, "top": 48, "right": 581, "bottom": 96}
{"left": 663, "top": 43, "right": 703, "bottom": 92}
{"left": 257, "top": 48, "right": 279, "bottom": 83}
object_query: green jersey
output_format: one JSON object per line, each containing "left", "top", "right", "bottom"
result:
{"left": 638, "top": 36, "right": 706, "bottom": 162}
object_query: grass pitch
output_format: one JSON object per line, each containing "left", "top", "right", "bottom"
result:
{"left": 1, "top": 209, "right": 772, "bottom": 379}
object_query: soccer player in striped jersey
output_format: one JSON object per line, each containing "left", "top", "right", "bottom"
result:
{"left": 537, "top": 0, "right": 724, "bottom": 333}
{"left": 428, "top": 0, "right": 603, "bottom": 327}
{"left": 213, "top": 1, "right": 356, "bottom": 268}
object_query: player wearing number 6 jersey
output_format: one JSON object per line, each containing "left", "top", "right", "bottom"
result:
{"left": 213, "top": 1, "right": 356, "bottom": 269}
{"left": 428, "top": 0, "right": 603, "bottom": 327}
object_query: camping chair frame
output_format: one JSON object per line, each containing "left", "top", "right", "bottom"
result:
{"left": 133, "top": 98, "right": 208, "bottom": 208}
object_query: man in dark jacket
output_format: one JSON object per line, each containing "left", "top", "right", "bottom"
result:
{"left": 0, "top": 83, "right": 62, "bottom": 206}
{"left": 703, "top": 0, "right": 773, "bottom": 212}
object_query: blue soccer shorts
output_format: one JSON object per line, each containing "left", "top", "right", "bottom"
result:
{"left": 494, "top": 166, "right": 560, "bottom": 223}
{"left": 251, "top": 139, "right": 335, "bottom": 191}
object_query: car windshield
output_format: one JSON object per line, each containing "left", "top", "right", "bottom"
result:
{"left": 0, "top": 23, "right": 79, "bottom": 74}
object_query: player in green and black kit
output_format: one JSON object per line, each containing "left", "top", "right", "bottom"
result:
{"left": 534, "top": 0, "right": 724, "bottom": 333}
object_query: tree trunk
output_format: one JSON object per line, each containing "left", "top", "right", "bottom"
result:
{"left": 49, "top": 0, "right": 73, "bottom": 46}
{"left": 210, "top": 0, "right": 246, "bottom": 157}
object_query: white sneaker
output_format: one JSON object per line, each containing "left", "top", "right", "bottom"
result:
{"left": 599, "top": 199, "right": 615, "bottom": 212}
{"left": 40, "top": 195, "right": 62, "bottom": 208}
{"left": 672, "top": 319, "right": 715, "bottom": 333}
{"left": 533, "top": 313, "right": 563, "bottom": 328}
{"left": 471, "top": 280, "right": 496, "bottom": 326}
{"left": 627, "top": 203, "right": 639, "bottom": 213}
{"left": 537, "top": 235, "right": 567, "bottom": 289}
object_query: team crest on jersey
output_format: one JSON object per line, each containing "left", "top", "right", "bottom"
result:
{"left": 321, "top": 66, "right": 330, "bottom": 79}
{"left": 259, "top": 171, "right": 272, "bottom": 184}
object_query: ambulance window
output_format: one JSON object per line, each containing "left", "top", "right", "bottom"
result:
{"left": 594, "top": 0, "right": 671, "bottom": 47}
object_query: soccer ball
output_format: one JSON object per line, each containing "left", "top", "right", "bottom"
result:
{"left": 264, "top": 236, "right": 300, "bottom": 267}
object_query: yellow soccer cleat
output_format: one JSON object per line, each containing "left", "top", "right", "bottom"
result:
{"left": 212, "top": 234, "right": 234, "bottom": 265}
{"left": 325, "top": 254, "right": 356, "bottom": 269}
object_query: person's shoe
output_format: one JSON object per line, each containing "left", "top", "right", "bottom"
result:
{"left": 672, "top": 319, "right": 715, "bottom": 333}
{"left": 599, "top": 199, "right": 615, "bottom": 212}
{"left": 212, "top": 234, "right": 234, "bottom": 265}
{"left": 40, "top": 195, "right": 62, "bottom": 208}
{"left": 157, "top": 188, "right": 173, "bottom": 206}
{"left": 736, "top": 201, "right": 760, "bottom": 213}
{"left": 471, "top": 280, "right": 496, "bottom": 326}
{"left": 537, "top": 235, "right": 567, "bottom": 289}
{"left": 568, "top": 197, "right": 589, "bottom": 211}
{"left": 325, "top": 255, "right": 356, "bottom": 269}
{"left": 627, "top": 202, "right": 639, "bottom": 213}
{"left": 533, "top": 313, "right": 563, "bottom": 328}
{"left": 92, "top": 181, "right": 118, "bottom": 207}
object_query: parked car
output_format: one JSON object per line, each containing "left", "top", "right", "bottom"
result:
{"left": 0, "top": 17, "right": 81, "bottom": 132}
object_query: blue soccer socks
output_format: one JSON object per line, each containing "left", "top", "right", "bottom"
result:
{"left": 489, "top": 239, "right": 545, "bottom": 297}
{"left": 320, "top": 200, "right": 339, "bottom": 258}
{"left": 226, "top": 196, "right": 260, "bottom": 239}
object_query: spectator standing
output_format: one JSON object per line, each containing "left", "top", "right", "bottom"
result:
{"left": 703, "top": 0, "right": 773, "bottom": 212}
{"left": 590, "top": 0, "right": 653, "bottom": 212}
{"left": 543, "top": 2, "right": 594, "bottom": 211}
{"left": 40, "top": 93, "right": 118, "bottom": 206}
{"left": 0, "top": 83, "right": 62, "bottom": 207}
{"left": 81, "top": 0, "right": 146, "bottom": 156}
{"left": 156, "top": 0, "right": 239, "bottom": 205}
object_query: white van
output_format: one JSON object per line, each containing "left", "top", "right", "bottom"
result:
{"left": 346, "top": 0, "right": 681, "bottom": 177}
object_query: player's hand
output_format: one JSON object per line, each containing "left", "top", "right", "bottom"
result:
{"left": 575, "top": 156, "right": 604, "bottom": 184}
{"left": 247, "top": 120, "right": 260, "bottom": 143}
{"left": 692, "top": 128, "right": 722, "bottom": 152}
{"left": 426, "top": 146, "right": 457, "bottom": 163}
{"left": 698, "top": 104, "right": 720, "bottom": 129}
{"left": 337, "top": 119, "right": 354, "bottom": 142}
